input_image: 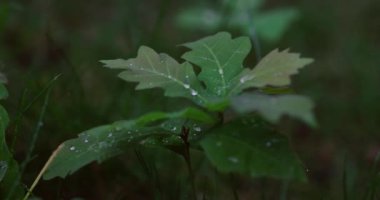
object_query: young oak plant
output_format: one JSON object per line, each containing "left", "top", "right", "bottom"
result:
{"left": 39, "top": 32, "right": 315, "bottom": 188}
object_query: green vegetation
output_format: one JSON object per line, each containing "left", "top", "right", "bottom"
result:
{"left": 1, "top": 0, "right": 380, "bottom": 199}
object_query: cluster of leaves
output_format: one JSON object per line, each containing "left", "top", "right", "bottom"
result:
{"left": 42, "top": 32, "right": 315, "bottom": 187}
{"left": 176, "top": 0, "right": 299, "bottom": 43}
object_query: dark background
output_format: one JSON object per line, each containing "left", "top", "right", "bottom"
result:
{"left": 1, "top": 0, "right": 380, "bottom": 199}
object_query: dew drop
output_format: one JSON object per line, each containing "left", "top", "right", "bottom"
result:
{"left": 108, "top": 132, "right": 113, "bottom": 138}
{"left": 228, "top": 157, "right": 239, "bottom": 163}
{"left": 84, "top": 139, "right": 89, "bottom": 143}
{"left": 168, "top": 75, "right": 172, "bottom": 79}
{"left": 240, "top": 75, "right": 255, "bottom": 83}
{"left": 70, "top": 146, "right": 76, "bottom": 151}
{"left": 172, "top": 127, "right": 177, "bottom": 131}
{"left": 184, "top": 84, "right": 190, "bottom": 89}
{"left": 239, "top": 77, "right": 245, "bottom": 83}
{"left": 191, "top": 90, "right": 198, "bottom": 96}
{"left": 194, "top": 127, "right": 201, "bottom": 132}
{"left": 218, "top": 69, "right": 223, "bottom": 74}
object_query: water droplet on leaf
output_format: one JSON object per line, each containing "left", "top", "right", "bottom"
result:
{"left": 191, "top": 90, "right": 198, "bottom": 96}
{"left": 228, "top": 157, "right": 239, "bottom": 163}
{"left": 70, "top": 146, "right": 75, "bottom": 151}
{"left": 184, "top": 84, "right": 190, "bottom": 89}
{"left": 194, "top": 127, "right": 201, "bottom": 132}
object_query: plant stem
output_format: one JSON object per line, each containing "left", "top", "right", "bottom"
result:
{"left": 7, "top": 75, "right": 59, "bottom": 200}
{"left": 218, "top": 112, "right": 224, "bottom": 124}
{"left": 21, "top": 85, "right": 52, "bottom": 170}
{"left": 181, "top": 126, "right": 197, "bottom": 200}
{"left": 22, "top": 144, "right": 64, "bottom": 200}
{"left": 280, "top": 179, "right": 290, "bottom": 200}
{"left": 229, "top": 173, "right": 239, "bottom": 200}
{"left": 11, "top": 74, "right": 60, "bottom": 149}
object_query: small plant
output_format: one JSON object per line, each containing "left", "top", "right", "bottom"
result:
{"left": 33, "top": 32, "right": 315, "bottom": 198}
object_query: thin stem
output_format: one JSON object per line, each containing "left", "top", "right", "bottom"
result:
{"left": 22, "top": 144, "right": 64, "bottom": 200}
{"left": 11, "top": 75, "right": 60, "bottom": 149}
{"left": 280, "top": 179, "right": 290, "bottom": 200}
{"left": 229, "top": 173, "right": 239, "bottom": 200}
{"left": 7, "top": 75, "right": 59, "bottom": 200}
{"left": 20, "top": 83, "right": 52, "bottom": 170}
{"left": 218, "top": 112, "right": 224, "bottom": 124}
{"left": 180, "top": 126, "right": 197, "bottom": 200}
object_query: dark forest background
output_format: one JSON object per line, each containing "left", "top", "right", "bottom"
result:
{"left": 1, "top": 0, "right": 380, "bottom": 199}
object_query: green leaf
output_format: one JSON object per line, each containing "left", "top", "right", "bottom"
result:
{"left": 231, "top": 93, "right": 317, "bottom": 127}
{"left": 135, "top": 107, "right": 216, "bottom": 125}
{"left": 253, "top": 8, "right": 299, "bottom": 43}
{"left": 43, "top": 122, "right": 166, "bottom": 180}
{"left": 140, "top": 119, "right": 209, "bottom": 147}
{"left": 101, "top": 46, "right": 208, "bottom": 105}
{"left": 182, "top": 32, "right": 251, "bottom": 97}
{"left": 200, "top": 117, "right": 307, "bottom": 181}
{"left": 230, "top": 49, "right": 313, "bottom": 94}
{"left": 43, "top": 108, "right": 215, "bottom": 180}
{"left": 223, "top": 0, "right": 264, "bottom": 11}
{"left": 0, "top": 72, "right": 7, "bottom": 84}
{"left": 0, "top": 84, "right": 8, "bottom": 100}
{"left": 0, "top": 85, "right": 24, "bottom": 199}
{"left": 176, "top": 7, "right": 221, "bottom": 32}
{"left": 0, "top": 161, "right": 7, "bottom": 182}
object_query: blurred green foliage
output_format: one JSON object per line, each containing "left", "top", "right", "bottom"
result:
{"left": 0, "top": 0, "right": 380, "bottom": 199}
{"left": 176, "top": 0, "right": 299, "bottom": 43}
